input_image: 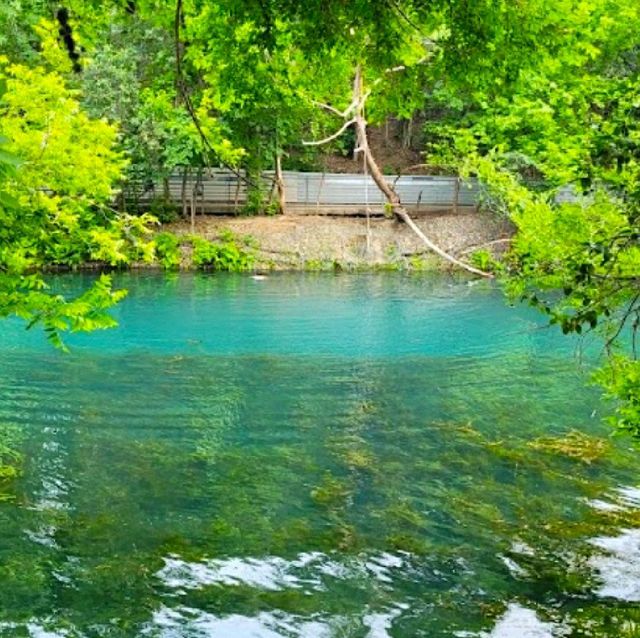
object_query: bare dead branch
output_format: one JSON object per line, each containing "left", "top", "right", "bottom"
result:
{"left": 312, "top": 99, "right": 359, "bottom": 118}
{"left": 605, "top": 291, "right": 640, "bottom": 354}
{"left": 350, "top": 66, "right": 491, "bottom": 278}
{"left": 303, "top": 118, "right": 357, "bottom": 146}
{"left": 303, "top": 65, "right": 491, "bottom": 278}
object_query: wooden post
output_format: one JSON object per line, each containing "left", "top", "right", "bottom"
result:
{"left": 275, "top": 153, "right": 286, "bottom": 214}
{"left": 453, "top": 177, "right": 460, "bottom": 215}
{"left": 233, "top": 177, "right": 241, "bottom": 214}
{"left": 190, "top": 186, "right": 195, "bottom": 234}
{"left": 200, "top": 170, "right": 206, "bottom": 217}
{"left": 316, "top": 168, "right": 326, "bottom": 213}
{"left": 181, "top": 166, "right": 188, "bottom": 219}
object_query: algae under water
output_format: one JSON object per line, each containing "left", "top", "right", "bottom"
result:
{"left": 0, "top": 272, "right": 639, "bottom": 637}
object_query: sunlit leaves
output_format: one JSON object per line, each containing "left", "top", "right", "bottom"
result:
{"left": 0, "top": 63, "right": 153, "bottom": 346}
{"left": 0, "top": 63, "right": 124, "bottom": 202}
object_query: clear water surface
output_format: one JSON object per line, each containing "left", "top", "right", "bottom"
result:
{"left": 0, "top": 272, "right": 639, "bottom": 637}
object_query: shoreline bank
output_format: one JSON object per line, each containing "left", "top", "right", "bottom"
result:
{"left": 168, "top": 212, "right": 512, "bottom": 271}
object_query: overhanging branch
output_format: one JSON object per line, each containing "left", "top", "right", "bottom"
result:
{"left": 303, "top": 118, "right": 357, "bottom": 146}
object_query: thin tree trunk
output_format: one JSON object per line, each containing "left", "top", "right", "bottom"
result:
{"left": 163, "top": 176, "right": 170, "bottom": 202}
{"left": 181, "top": 166, "right": 188, "bottom": 219}
{"left": 302, "top": 67, "right": 491, "bottom": 278}
{"left": 274, "top": 153, "right": 286, "bottom": 214}
{"left": 453, "top": 176, "right": 460, "bottom": 215}
{"left": 234, "top": 177, "right": 241, "bottom": 214}
{"left": 403, "top": 117, "right": 413, "bottom": 149}
{"left": 190, "top": 186, "right": 196, "bottom": 234}
{"left": 316, "top": 167, "right": 326, "bottom": 212}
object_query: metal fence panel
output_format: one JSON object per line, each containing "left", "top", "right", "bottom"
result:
{"left": 124, "top": 170, "right": 481, "bottom": 211}
{"left": 280, "top": 171, "right": 479, "bottom": 206}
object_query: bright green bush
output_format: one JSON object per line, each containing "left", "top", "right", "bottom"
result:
{"left": 191, "top": 236, "right": 254, "bottom": 271}
{"left": 154, "top": 232, "right": 182, "bottom": 269}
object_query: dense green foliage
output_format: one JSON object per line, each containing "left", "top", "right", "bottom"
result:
{"left": 437, "top": 2, "right": 640, "bottom": 436}
{"left": 0, "top": 60, "right": 154, "bottom": 348}
{"left": 153, "top": 231, "right": 182, "bottom": 269}
{"left": 191, "top": 234, "right": 254, "bottom": 271}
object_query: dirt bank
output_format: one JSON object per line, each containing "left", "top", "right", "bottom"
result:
{"left": 168, "top": 211, "right": 512, "bottom": 271}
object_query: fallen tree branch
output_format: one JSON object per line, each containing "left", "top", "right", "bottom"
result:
{"left": 303, "top": 118, "right": 357, "bottom": 146}
{"left": 349, "top": 67, "right": 492, "bottom": 278}
{"left": 302, "top": 66, "right": 492, "bottom": 278}
{"left": 312, "top": 99, "right": 358, "bottom": 118}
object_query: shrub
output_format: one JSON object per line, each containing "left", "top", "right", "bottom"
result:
{"left": 154, "top": 232, "right": 182, "bottom": 269}
{"left": 191, "top": 236, "right": 254, "bottom": 271}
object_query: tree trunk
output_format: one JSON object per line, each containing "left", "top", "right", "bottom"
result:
{"left": 274, "top": 153, "right": 286, "bottom": 214}
{"left": 453, "top": 176, "right": 460, "bottom": 215}
{"left": 163, "top": 176, "right": 170, "bottom": 203}
{"left": 181, "top": 166, "right": 188, "bottom": 219}
{"left": 351, "top": 67, "right": 491, "bottom": 278}
{"left": 190, "top": 191, "right": 195, "bottom": 233}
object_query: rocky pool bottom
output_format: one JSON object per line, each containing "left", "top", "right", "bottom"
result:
{"left": 0, "top": 273, "right": 639, "bottom": 637}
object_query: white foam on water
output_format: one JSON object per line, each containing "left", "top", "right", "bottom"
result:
{"left": 156, "top": 550, "right": 405, "bottom": 593}
{"left": 585, "top": 484, "right": 640, "bottom": 514}
{"left": 27, "top": 624, "right": 70, "bottom": 638}
{"left": 146, "top": 605, "right": 409, "bottom": 638}
{"left": 454, "top": 604, "right": 559, "bottom": 638}
{"left": 499, "top": 555, "right": 529, "bottom": 578}
{"left": 486, "top": 604, "right": 556, "bottom": 638}
{"left": 363, "top": 605, "right": 407, "bottom": 638}
{"left": 614, "top": 486, "right": 640, "bottom": 508}
{"left": 24, "top": 525, "right": 59, "bottom": 549}
{"left": 589, "top": 528, "right": 640, "bottom": 601}
{"left": 582, "top": 484, "right": 640, "bottom": 601}
{"left": 147, "top": 606, "right": 333, "bottom": 638}
{"left": 584, "top": 498, "right": 625, "bottom": 513}
{"left": 364, "top": 552, "right": 404, "bottom": 584}
{"left": 157, "top": 555, "right": 302, "bottom": 592}
{"left": 510, "top": 541, "right": 535, "bottom": 557}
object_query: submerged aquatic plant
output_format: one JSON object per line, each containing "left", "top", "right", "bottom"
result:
{"left": 1, "top": 275, "right": 639, "bottom": 635}
{"left": 528, "top": 430, "right": 610, "bottom": 464}
{"left": 310, "top": 471, "right": 352, "bottom": 508}
{"left": 0, "top": 423, "right": 21, "bottom": 501}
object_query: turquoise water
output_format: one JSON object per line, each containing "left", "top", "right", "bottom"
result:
{"left": 0, "top": 273, "right": 639, "bottom": 637}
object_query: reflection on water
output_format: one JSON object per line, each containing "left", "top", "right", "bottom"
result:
{"left": 0, "top": 273, "right": 639, "bottom": 637}
{"left": 589, "top": 529, "right": 640, "bottom": 603}
{"left": 483, "top": 604, "right": 557, "bottom": 638}
{"left": 586, "top": 486, "right": 640, "bottom": 604}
